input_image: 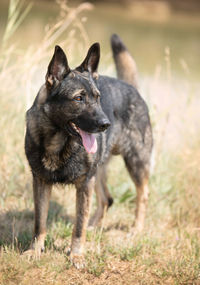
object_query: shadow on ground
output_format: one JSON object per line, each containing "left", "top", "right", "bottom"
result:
{"left": 0, "top": 200, "right": 73, "bottom": 251}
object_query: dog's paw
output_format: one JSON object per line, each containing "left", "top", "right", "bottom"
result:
{"left": 22, "top": 243, "right": 45, "bottom": 261}
{"left": 127, "top": 224, "right": 144, "bottom": 238}
{"left": 22, "top": 249, "right": 34, "bottom": 259}
{"left": 69, "top": 253, "right": 85, "bottom": 269}
{"left": 134, "top": 222, "right": 144, "bottom": 233}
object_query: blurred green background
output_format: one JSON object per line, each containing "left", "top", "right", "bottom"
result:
{"left": 0, "top": 0, "right": 199, "bottom": 80}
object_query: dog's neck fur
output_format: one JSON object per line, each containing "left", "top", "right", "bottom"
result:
{"left": 27, "top": 96, "right": 81, "bottom": 172}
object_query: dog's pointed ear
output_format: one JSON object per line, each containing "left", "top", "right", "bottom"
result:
{"left": 76, "top": 43, "right": 100, "bottom": 75}
{"left": 46, "top": 45, "right": 70, "bottom": 88}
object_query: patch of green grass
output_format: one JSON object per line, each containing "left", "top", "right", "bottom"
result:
{"left": 86, "top": 252, "right": 107, "bottom": 277}
{"left": 51, "top": 221, "right": 73, "bottom": 239}
{"left": 86, "top": 227, "right": 105, "bottom": 243}
{"left": 120, "top": 244, "right": 143, "bottom": 261}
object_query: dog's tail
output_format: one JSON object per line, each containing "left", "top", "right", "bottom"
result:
{"left": 111, "top": 34, "right": 138, "bottom": 88}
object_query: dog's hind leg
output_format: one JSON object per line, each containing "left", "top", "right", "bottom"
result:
{"left": 89, "top": 166, "right": 113, "bottom": 227}
{"left": 124, "top": 154, "right": 150, "bottom": 232}
{"left": 134, "top": 178, "right": 149, "bottom": 232}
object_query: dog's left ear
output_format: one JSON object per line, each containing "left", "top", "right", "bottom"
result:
{"left": 46, "top": 45, "right": 70, "bottom": 88}
{"left": 76, "top": 43, "right": 100, "bottom": 75}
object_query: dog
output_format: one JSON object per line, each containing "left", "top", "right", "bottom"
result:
{"left": 25, "top": 34, "right": 153, "bottom": 268}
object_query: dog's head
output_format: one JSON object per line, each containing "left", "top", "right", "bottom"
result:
{"left": 40, "top": 43, "right": 110, "bottom": 154}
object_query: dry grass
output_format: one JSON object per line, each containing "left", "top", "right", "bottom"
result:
{"left": 1, "top": 150, "right": 200, "bottom": 284}
{"left": 0, "top": 1, "right": 200, "bottom": 284}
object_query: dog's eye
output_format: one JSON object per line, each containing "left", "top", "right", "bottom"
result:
{"left": 74, "top": 96, "right": 83, "bottom": 102}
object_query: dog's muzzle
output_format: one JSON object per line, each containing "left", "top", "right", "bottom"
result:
{"left": 97, "top": 118, "right": 111, "bottom": 132}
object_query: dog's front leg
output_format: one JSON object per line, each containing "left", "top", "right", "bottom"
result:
{"left": 32, "top": 176, "right": 52, "bottom": 253}
{"left": 23, "top": 176, "right": 52, "bottom": 258}
{"left": 70, "top": 176, "right": 95, "bottom": 268}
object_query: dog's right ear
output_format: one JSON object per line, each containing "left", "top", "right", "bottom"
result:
{"left": 46, "top": 45, "right": 70, "bottom": 89}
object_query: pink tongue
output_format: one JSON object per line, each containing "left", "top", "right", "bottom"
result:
{"left": 78, "top": 128, "right": 97, "bottom": 154}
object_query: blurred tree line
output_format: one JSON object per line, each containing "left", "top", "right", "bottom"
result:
{"left": 33, "top": 0, "right": 200, "bottom": 13}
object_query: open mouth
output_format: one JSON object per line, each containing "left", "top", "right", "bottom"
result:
{"left": 69, "top": 122, "right": 97, "bottom": 154}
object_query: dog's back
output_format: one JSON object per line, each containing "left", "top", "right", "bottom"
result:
{"left": 89, "top": 35, "right": 153, "bottom": 230}
{"left": 89, "top": 34, "right": 150, "bottom": 160}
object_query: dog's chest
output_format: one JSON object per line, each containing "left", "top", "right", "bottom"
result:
{"left": 42, "top": 151, "right": 87, "bottom": 183}
{"left": 41, "top": 135, "right": 96, "bottom": 183}
{"left": 42, "top": 153, "right": 63, "bottom": 171}
{"left": 43, "top": 135, "right": 80, "bottom": 168}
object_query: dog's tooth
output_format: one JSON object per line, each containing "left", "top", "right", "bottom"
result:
{"left": 70, "top": 122, "right": 80, "bottom": 134}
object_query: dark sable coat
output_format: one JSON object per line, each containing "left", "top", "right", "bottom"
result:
{"left": 25, "top": 74, "right": 151, "bottom": 185}
{"left": 24, "top": 37, "right": 153, "bottom": 267}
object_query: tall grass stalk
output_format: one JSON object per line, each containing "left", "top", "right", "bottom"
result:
{"left": 2, "top": 0, "right": 33, "bottom": 49}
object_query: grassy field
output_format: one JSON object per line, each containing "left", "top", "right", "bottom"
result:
{"left": 0, "top": 1, "right": 200, "bottom": 284}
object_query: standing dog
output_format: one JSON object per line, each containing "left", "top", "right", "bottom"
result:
{"left": 25, "top": 34, "right": 153, "bottom": 268}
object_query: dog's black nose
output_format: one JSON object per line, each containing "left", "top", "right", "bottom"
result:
{"left": 98, "top": 118, "right": 111, "bottom": 131}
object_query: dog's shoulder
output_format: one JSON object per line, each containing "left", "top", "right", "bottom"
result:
{"left": 98, "top": 75, "right": 138, "bottom": 98}
{"left": 98, "top": 75, "right": 148, "bottom": 116}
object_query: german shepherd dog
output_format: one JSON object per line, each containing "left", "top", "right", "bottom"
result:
{"left": 25, "top": 34, "right": 153, "bottom": 268}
